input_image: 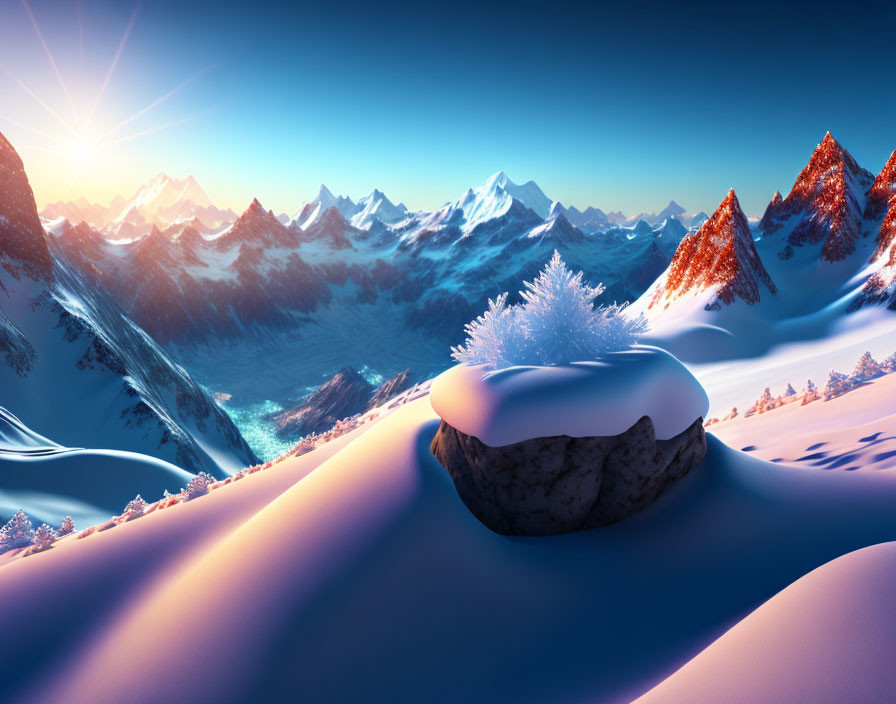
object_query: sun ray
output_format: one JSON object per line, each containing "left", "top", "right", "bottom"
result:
{"left": 97, "top": 69, "right": 207, "bottom": 141}
{"left": 2, "top": 68, "right": 79, "bottom": 138}
{"left": 0, "top": 113, "right": 71, "bottom": 145}
{"left": 20, "top": 0, "right": 80, "bottom": 127}
{"left": 103, "top": 114, "right": 199, "bottom": 147}
{"left": 86, "top": 1, "right": 141, "bottom": 127}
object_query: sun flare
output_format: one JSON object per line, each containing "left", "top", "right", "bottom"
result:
{"left": 68, "top": 139, "right": 96, "bottom": 171}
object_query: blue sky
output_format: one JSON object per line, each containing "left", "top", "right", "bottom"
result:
{"left": 1, "top": 0, "right": 894, "bottom": 216}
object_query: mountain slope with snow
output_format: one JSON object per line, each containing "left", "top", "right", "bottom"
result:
{"left": 0, "top": 131, "right": 258, "bottom": 480}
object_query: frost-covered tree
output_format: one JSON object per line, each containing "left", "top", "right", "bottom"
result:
{"left": 184, "top": 472, "right": 214, "bottom": 500}
{"left": 31, "top": 523, "right": 57, "bottom": 552}
{"left": 0, "top": 509, "right": 35, "bottom": 554}
{"left": 451, "top": 293, "right": 525, "bottom": 370}
{"left": 852, "top": 351, "right": 882, "bottom": 381}
{"left": 823, "top": 370, "right": 853, "bottom": 401}
{"left": 784, "top": 383, "right": 797, "bottom": 397}
{"left": 882, "top": 352, "right": 896, "bottom": 373}
{"left": 57, "top": 516, "right": 75, "bottom": 536}
{"left": 801, "top": 379, "right": 820, "bottom": 405}
{"left": 451, "top": 251, "right": 647, "bottom": 368}
{"left": 123, "top": 495, "right": 146, "bottom": 520}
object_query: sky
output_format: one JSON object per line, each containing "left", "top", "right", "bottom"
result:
{"left": 1, "top": 0, "right": 895, "bottom": 217}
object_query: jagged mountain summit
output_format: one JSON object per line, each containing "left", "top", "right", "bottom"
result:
{"left": 482, "top": 171, "right": 553, "bottom": 218}
{"left": 216, "top": 198, "right": 297, "bottom": 250}
{"left": 855, "top": 149, "right": 896, "bottom": 308}
{"left": 0, "top": 131, "right": 258, "bottom": 479}
{"left": 646, "top": 189, "right": 776, "bottom": 312}
{"left": 351, "top": 189, "right": 407, "bottom": 229}
{"left": 290, "top": 185, "right": 357, "bottom": 229}
{"left": 760, "top": 132, "right": 874, "bottom": 262}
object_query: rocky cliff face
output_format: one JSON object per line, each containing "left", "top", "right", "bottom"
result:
{"left": 0, "top": 132, "right": 53, "bottom": 279}
{"left": 430, "top": 415, "right": 706, "bottom": 536}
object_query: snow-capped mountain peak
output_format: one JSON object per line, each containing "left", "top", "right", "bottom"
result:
{"left": 351, "top": 188, "right": 407, "bottom": 229}
{"left": 481, "top": 171, "right": 552, "bottom": 219}
{"left": 119, "top": 173, "right": 214, "bottom": 218}
{"left": 657, "top": 200, "right": 686, "bottom": 221}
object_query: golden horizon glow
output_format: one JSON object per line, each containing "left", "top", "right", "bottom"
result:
{"left": 8, "top": 0, "right": 200, "bottom": 205}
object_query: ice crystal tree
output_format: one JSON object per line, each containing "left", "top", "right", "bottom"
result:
{"left": 184, "top": 472, "right": 214, "bottom": 500}
{"left": 31, "top": 524, "right": 57, "bottom": 552}
{"left": 823, "top": 370, "right": 853, "bottom": 401}
{"left": 852, "top": 351, "right": 882, "bottom": 381}
{"left": 451, "top": 251, "right": 647, "bottom": 369}
{"left": 124, "top": 495, "right": 147, "bottom": 520}
{"left": 0, "top": 509, "right": 35, "bottom": 554}
{"left": 57, "top": 516, "right": 75, "bottom": 536}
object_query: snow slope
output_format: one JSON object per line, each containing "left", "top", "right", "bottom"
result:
{"left": 0, "top": 405, "right": 194, "bottom": 526}
{"left": 3, "top": 391, "right": 896, "bottom": 702}
{"left": 635, "top": 541, "right": 896, "bottom": 704}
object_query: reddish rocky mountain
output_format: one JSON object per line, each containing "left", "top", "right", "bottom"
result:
{"left": 0, "top": 132, "right": 53, "bottom": 279}
{"left": 215, "top": 198, "right": 297, "bottom": 251}
{"left": 650, "top": 189, "right": 776, "bottom": 310}
{"left": 760, "top": 132, "right": 874, "bottom": 262}
{"left": 758, "top": 190, "right": 784, "bottom": 233}
{"left": 856, "top": 151, "right": 896, "bottom": 308}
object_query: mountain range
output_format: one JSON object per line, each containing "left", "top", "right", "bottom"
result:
{"left": 633, "top": 132, "right": 896, "bottom": 363}
{"left": 19, "top": 131, "right": 896, "bottom": 462}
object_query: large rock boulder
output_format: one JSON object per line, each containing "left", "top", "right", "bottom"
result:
{"left": 430, "top": 415, "right": 705, "bottom": 536}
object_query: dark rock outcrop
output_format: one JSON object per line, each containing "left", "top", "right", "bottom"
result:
{"left": 271, "top": 367, "right": 374, "bottom": 439}
{"left": 367, "top": 369, "right": 414, "bottom": 410}
{"left": 430, "top": 415, "right": 706, "bottom": 536}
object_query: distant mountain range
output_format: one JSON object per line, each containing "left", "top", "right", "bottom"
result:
{"left": 20, "top": 131, "right": 896, "bottom": 461}
{"left": 39, "top": 171, "right": 709, "bottom": 239}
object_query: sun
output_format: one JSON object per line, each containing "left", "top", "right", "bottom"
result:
{"left": 68, "top": 139, "right": 97, "bottom": 171}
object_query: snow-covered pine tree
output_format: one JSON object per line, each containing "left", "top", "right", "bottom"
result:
{"left": 882, "top": 352, "right": 896, "bottom": 373}
{"left": 823, "top": 370, "right": 853, "bottom": 401}
{"left": 31, "top": 523, "right": 57, "bottom": 552}
{"left": 184, "top": 472, "right": 214, "bottom": 500}
{"left": 784, "top": 383, "right": 797, "bottom": 397}
{"left": 124, "top": 495, "right": 146, "bottom": 520}
{"left": 801, "top": 379, "right": 819, "bottom": 405}
{"left": 57, "top": 516, "right": 75, "bottom": 536}
{"left": 757, "top": 387, "right": 774, "bottom": 413}
{"left": 852, "top": 351, "right": 882, "bottom": 381}
{"left": 451, "top": 251, "right": 647, "bottom": 369}
{"left": 0, "top": 509, "right": 35, "bottom": 554}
